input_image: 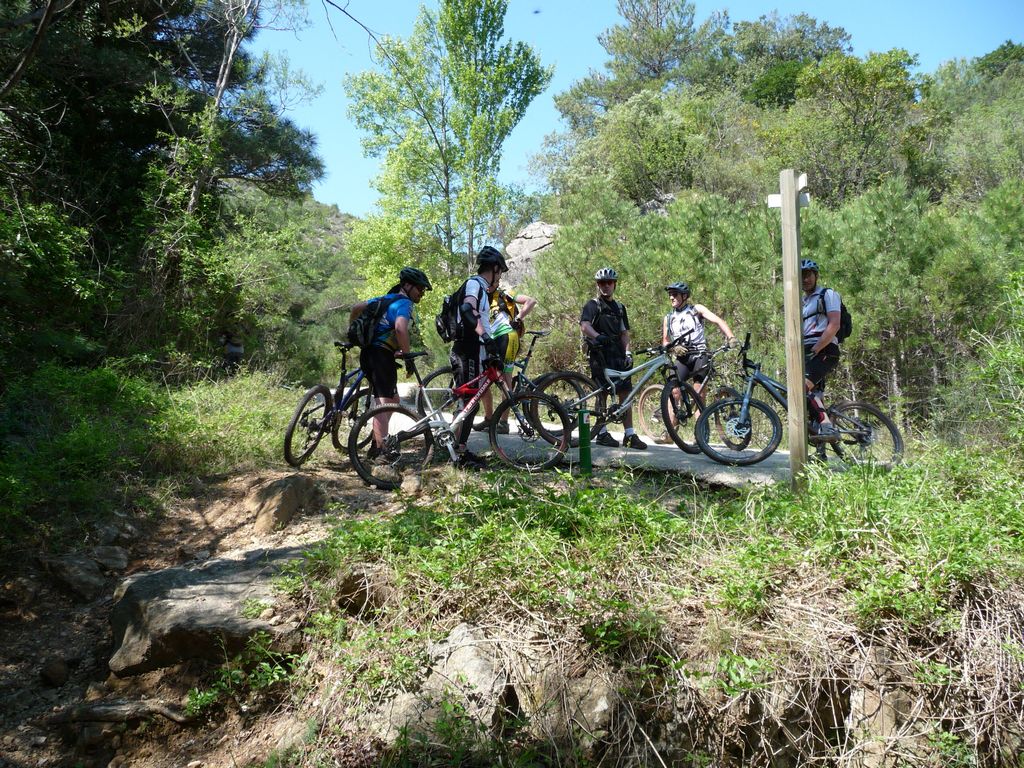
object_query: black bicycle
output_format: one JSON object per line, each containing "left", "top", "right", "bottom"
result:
{"left": 635, "top": 340, "right": 740, "bottom": 452}
{"left": 283, "top": 341, "right": 372, "bottom": 467}
{"left": 693, "top": 334, "right": 904, "bottom": 467}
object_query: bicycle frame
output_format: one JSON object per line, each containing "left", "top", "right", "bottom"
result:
{"left": 331, "top": 344, "right": 368, "bottom": 414}
{"left": 560, "top": 350, "right": 674, "bottom": 421}
{"left": 399, "top": 360, "right": 511, "bottom": 461}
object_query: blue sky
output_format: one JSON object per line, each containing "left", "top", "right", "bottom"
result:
{"left": 254, "top": 0, "right": 1023, "bottom": 217}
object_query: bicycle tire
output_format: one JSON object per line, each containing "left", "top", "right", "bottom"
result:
{"left": 660, "top": 380, "right": 705, "bottom": 454}
{"left": 636, "top": 384, "right": 670, "bottom": 445}
{"left": 331, "top": 386, "right": 371, "bottom": 451}
{"left": 348, "top": 404, "right": 434, "bottom": 490}
{"left": 284, "top": 385, "right": 332, "bottom": 467}
{"left": 490, "top": 392, "right": 571, "bottom": 471}
{"left": 534, "top": 371, "right": 596, "bottom": 442}
{"left": 694, "top": 397, "right": 783, "bottom": 466}
{"left": 416, "top": 365, "right": 458, "bottom": 418}
{"left": 828, "top": 401, "right": 904, "bottom": 467}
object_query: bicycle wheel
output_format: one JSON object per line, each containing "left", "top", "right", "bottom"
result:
{"left": 490, "top": 393, "right": 571, "bottom": 471}
{"left": 331, "top": 386, "right": 371, "bottom": 451}
{"left": 694, "top": 398, "right": 782, "bottom": 466}
{"left": 828, "top": 401, "right": 904, "bottom": 467}
{"left": 534, "top": 371, "right": 595, "bottom": 441}
{"left": 348, "top": 404, "right": 434, "bottom": 490}
{"left": 284, "top": 385, "right": 332, "bottom": 467}
{"left": 416, "top": 365, "right": 458, "bottom": 419}
{"left": 660, "top": 381, "right": 704, "bottom": 454}
{"left": 636, "top": 384, "right": 670, "bottom": 445}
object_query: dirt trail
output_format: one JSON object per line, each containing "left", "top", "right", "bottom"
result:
{"left": 0, "top": 457, "right": 388, "bottom": 768}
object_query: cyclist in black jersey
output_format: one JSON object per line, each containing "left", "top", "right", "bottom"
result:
{"left": 580, "top": 267, "right": 646, "bottom": 450}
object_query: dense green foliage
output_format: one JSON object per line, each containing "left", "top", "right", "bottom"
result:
{"left": 0, "top": 365, "right": 293, "bottom": 543}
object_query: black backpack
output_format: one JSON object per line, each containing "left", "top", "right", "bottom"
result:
{"left": 815, "top": 288, "right": 852, "bottom": 343}
{"left": 435, "top": 283, "right": 468, "bottom": 343}
{"left": 347, "top": 295, "right": 400, "bottom": 348}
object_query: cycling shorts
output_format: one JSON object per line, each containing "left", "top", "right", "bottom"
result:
{"left": 360, "top": 346, "right": 399, "bottom": 399}
{"left": 804, "top": 345, "right": 840, "bottom": 390}
{"left": 673, "top": 352, "right": 710, "bottom": 385}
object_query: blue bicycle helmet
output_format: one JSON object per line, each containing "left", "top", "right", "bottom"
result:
{"left": 800, "top": 259, "right": 819, "bottom": 272}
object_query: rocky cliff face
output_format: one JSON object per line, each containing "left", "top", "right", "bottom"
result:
{"left": 503, "top": 221, "right": 558, "bottom": 290}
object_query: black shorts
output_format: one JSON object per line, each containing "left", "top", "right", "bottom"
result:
{"left": 673, "top": 352, "right": 710, "bottom": 385}
{"left": 588, "top": 345, "right": 631, "bottom": 393}
{"left": 804, "top": 345, "right": 840, "bottom": 390}
{"left": 360, "top": 346, "right": 399, "bottom": 398}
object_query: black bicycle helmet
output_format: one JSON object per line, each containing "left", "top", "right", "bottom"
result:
{"left": 594, "top": 267, "right": 618, "bottom": 281}
{"left": 476, "top": 245, "right": 508, "bottom": 273}
{"left": 665, "top": 281, "right": 690, "bottom": 295}
{"left": 399, "top": 266, "right": 432, "bottom": 291}
{"left": 800, "top": 259, "right": 819, "bottom": 273}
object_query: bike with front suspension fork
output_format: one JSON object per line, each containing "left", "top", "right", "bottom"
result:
{"left": 634, "top": 340, "right": 740, "bottom": 452}
{"left": 693, "top": 333, "right": 904, "bottom": 467}
{"left": 283, "top": 340, "right": 372, "bottom": 467}
{"left": 348, "top": 352, "right": 572, "bottom": 490}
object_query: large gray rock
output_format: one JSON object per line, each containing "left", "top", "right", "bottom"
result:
{"left": 245, "top": 475, "right": 320, "bottom": 534}
{"left": 108, "top": 545, "right": 304, "bottom": 676}
{"left": 504, "top": 222, "right": 558, "bottom": 289}
{"left": 367, "top": 623, "right": 509, "bottom": 746}
{"left": 41, "top": 554, "right": 106, "bottom": 602}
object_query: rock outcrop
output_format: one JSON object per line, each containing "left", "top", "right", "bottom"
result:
{"left": 504, "top": 222, "right": 557, "bottom": 289}
{"left": 108, "top": 545, "right": 303, "bottom": 675}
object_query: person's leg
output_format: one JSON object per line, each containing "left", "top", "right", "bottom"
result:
{"left": 452, "top": 342, "right": 482, "bottom": 453}
{"left": 363, "top": 347, "right": 399, "bottom": 450}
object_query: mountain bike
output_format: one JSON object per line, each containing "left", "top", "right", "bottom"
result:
{"left": 693, "top": 333, "right": 904, "bottom": 467}
{"left": 348, "top": 352, "right": 572, "bottom": 490}
{"left": 634, "top": 340, "right": 740, "bottom": 452}
{"left": 284, "top": 341, "right": 372, "bottom": 467}
{"left": 534, "top": 336, "right": 709, "bottom": 448}
{"left": 415, "top": 329, "right": 560, "bottom": 419}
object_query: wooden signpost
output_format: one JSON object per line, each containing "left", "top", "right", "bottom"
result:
{"left": 768, "top": 170, "right": 811, "bottom": 491}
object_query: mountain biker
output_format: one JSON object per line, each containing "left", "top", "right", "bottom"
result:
{"left": 801, "top": 258, "right": 841, "bottom": 448}
{"left": 450, "top": 245, "right": 509, "bottom": 469}
{"left": 660, "top": 282, "right": 737, "bottom": 442}
{"left": 580, "top": 267, "right": 647, "bottom": 450}
{"left": 350, "top": 266, "right": 432, "bottom": 457}
{"left": 475, "top": 285, "right": 537, "bottom": 434}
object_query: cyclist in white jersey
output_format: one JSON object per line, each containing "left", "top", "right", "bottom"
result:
{"left": 662, "top": 282, "right": 736, "bottom": 398}
{"left": 661, "top": 282, "right": 737, "bottom": 441}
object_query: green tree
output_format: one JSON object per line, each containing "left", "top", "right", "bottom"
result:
{"left": 554, "top": 0, "right": 728, "bottom": 134}
{"left": 345, "top": 0, "right": 550, "bottom": 275}
{"left": 764, "top": 49, "right": 919, "bottom": 205}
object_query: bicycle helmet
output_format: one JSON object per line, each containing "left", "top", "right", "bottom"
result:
{"left": 476, "top": 245, "right": 508, "bottom": 273}
{"left": 800, "top": 259, "right": 819, "bottom": 273}
{"left": 664, "top": 281, "right": 690, "bottom": 295}
{"left": 398, "top": 266, "right": 432, "bottom": 291}
{"left": 594, "top": 267, "right": 618, "bottom": 282}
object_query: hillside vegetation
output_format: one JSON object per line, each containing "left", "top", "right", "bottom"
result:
{"left": 2, "top": 0, "right": 1024, "bottom": 765}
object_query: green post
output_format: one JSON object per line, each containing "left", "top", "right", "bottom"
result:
{"left": 578, "top": 409, "right": 592, "bottom": 476}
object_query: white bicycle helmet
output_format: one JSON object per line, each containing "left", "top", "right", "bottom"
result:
{"left": 594, "top": 267, "right": 618, "bottom": 281}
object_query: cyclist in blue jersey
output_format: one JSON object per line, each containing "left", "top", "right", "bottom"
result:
{"left": 350, "top": 267, "right": 432, "bottom": 455}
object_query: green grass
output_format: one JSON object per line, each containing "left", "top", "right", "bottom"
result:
{"left": 0, "top": 363, "right": 294, "bottom": 546}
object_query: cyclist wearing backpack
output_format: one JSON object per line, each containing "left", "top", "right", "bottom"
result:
{"left": 350, "top": 267, "right": 432, "bottom": 451}
{"left": 580, "top": 267, "right": 646, "bottom": 450}
{"left": 474, "top": 285, "right": 537, "bottom": 434}
{"left": 801, "top": 258, "right": 842, "bottom": 445}
{"left": 660, "top": 282, "right": 737, "bottom": 441}
{"left": 449, "top": 245, "right": 508, "bottom": 469}
{"left": 661, "top": 281, "right": 736, "bottom": 395}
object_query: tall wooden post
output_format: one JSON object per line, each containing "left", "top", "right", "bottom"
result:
{"left": 768, "top": 170, "right": 810, "bottom": 491}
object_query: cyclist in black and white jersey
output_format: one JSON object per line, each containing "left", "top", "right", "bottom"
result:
{"left": 801, "top": 258, "right": 841, "bottom": 445}
{"left": 449, "top": 245, "right": 507, "bottom": 469}
{"left": 661, "top": 281, "right": 736, "bottom": 398}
